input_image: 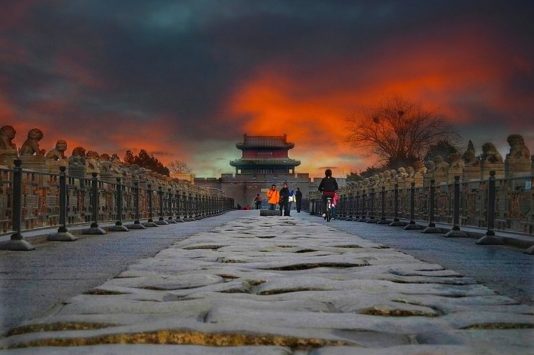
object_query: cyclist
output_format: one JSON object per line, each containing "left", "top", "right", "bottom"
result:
{"left": 318, "top": 169, "right": 338, "bottom": 219}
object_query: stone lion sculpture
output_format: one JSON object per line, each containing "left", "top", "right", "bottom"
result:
{"left": 19, "top": 128, "right": 45, "bottom": 156}
{"left": 0, "top": 125, "right": 17, "bottom": 150}
{"left": 449, "top": 152, "right": 465, "bottom": 170}
{"left": 425, "top": 160, "right": 436, "bottom": 173}
{"left": 462, "top": 140, "right": 478, "bottom": 165}
{"left": 45, "top": 140, "right": 68, "bottom": 161}
{"left": 481, "top": 143, "right": 503, "bottom": 163}
{"left": 397, "top": 167, "right": 408, "bottom": 178}
{"left": 71, "top": 146, "right": 86, "bottom": 158}
{"left": 506, "top": 134, "right": 530, "bottom": 161}
{"left": 69, "top": 146, "right": 86, "bottom": 165}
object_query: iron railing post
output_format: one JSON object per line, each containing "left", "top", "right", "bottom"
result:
{"left": 477, "top": 171, "right": 503, "bottom": 244}
{"left": 110, "top": 177, "right": 128, "bottom": 231}
{"left": 445, "top": 176, "right": 468, "bottom": 237}
{"left": 128, "top": 181, "right": 146, "bottom": 229}
{"left": 404, "top": 182, "right": 422, "bottom": 230}
{"left": 377, "top": 186, "right": 389, "bottom": 224}
{"left": 144, "top": 184, "right": 158, "bottom": 227}
{"left": 48, "top": 166, "right": 77, "bottom": 240}
{"left": 83, "top": 172, "right": 106, "bottom": 234}
{"left": 0, "top": 159, "right": 35, "bottom": 250}
{"left": 156, "top": 186, "right": 168, "bottom": 225}
{"left": 423, "top": 179, "right": 440, "bottom": 233}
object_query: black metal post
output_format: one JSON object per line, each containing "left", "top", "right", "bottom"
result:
{"left": 404, "top": 182, "right": 422, "bottom": 230}
{"left": 83, "top": 172, "right": 106, "bottom": 234}
{"left": 377, "top": 186, "right": 389, "bottom": 224}
{"left": 423, "top": 179, "right": 440, "bottom": 233}
{"left": 354, "top": 192, "right": 360, "bottom": 220}
{"left": 156, "top": 186, "right": 168, "bottom": 225}
{"left": 477, "top": 171, "right": 503, "bottom": 244}
{"left": 167, "top": 188, "right": 176, "bottom": 223}
{"left": 144, "top": 184, "right": 158, "bottom": 227}
{"left": 109, "top": 177, "right": 128, "bottom": 231}
{"left": 48, "top": 166, "right": 77, "bottom": 240}
{"left": 445, "top": 176, "right": 467, "bottom": 237}
{"left": 128, "top": 181, "right": 146, "bottom": 229}
{"left": 0, "top": 160, "right": 35, "bottom": 250}
{"left": 390, "top": 183, "right": 404, "bottom": 226}
{"left": 359, "top": 191, "right": 367, "bottom": 222}
{"left": 367, "top": 188, "right": 376, "bottom": 223}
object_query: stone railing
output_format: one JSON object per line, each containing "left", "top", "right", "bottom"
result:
{"left": 308, "top": 134, "right": 534, "bottom": 239}
{"left": 0, "top": 126, "right": 234, "bottom": 251}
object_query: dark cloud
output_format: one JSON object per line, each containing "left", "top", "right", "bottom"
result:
{"left": 1, "top": 0, "right": 533, "bottom": 175}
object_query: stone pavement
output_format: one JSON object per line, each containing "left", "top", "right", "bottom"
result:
{"left": 0, "top": 211, "right": 242, "bottom": 334}
{"left": 1, "top": 214, "right": 533, "bottom": 354}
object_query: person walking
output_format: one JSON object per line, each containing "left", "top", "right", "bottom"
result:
{"left": 266, "top": 184, "right": 280, "bottom": 211}
{"left": 254, "top": 193, "right": 262, "bottom": 209}
{"left": 295, "top": 187, "right": 303, "bottom": 213}
{"left": 279, "top": 182, "right": 291, "bottom": 216}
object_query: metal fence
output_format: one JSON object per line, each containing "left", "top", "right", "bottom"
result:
{"left": 308, "top": 172, "right": 534, "bottom": 236}
{"left": 0, "top": 160, "right": 234, "bottom": 250}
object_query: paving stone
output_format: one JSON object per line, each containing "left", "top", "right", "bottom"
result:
{"left": 1, "top": 215, "right": 532, "bottom": 353}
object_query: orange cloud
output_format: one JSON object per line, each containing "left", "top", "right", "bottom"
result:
{"left": 226, "top": 24, "right": 534, "bottom": 176}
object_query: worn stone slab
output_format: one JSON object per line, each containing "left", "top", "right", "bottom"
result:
{"left": 1, "top": 216, "right": 533, "bottom": 353}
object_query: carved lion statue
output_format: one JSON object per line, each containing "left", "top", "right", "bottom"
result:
{"left": 71, "top": 146, "right": 86, "bottom": 158}
{"left": 449, "top": 152, "right": 464, "bottom": 169}
{"left": 462, "top": 140, "right": 478, "bottom": 165}
{"left": 506, "top": 134, "right": 530, "bottom": 161}
{"left": 46, "top": 140, "right": 68, "bottom": 160}
{"left": 397, "top": 167, "right": 408, "bottom": 178}
{"left": 69, "top": 146, "right": 86, "bottom": 167}
{"left": 481, "top": 143, "right": 503, "bottom": 164}
{"left": 19, "top": 128, "right": 45, "bottom": 156}
{"left": 0, "top": 125, "right": 17, "bottom": 150}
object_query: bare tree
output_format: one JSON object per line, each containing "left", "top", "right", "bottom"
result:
{"left": 168, "top": 160, "right": 191, "bottom": 175}
{"left": 346, "top": 98, "right": 456, "bottom": 169}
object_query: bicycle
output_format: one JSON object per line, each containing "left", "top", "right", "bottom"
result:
{"left": 325, "top": 197, "right": 333, "bottom": 222}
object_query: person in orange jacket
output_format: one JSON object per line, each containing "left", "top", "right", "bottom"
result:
{"left": 266, "top": 184, "right": 280, "bottom": 210}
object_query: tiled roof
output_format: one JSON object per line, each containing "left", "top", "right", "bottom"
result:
{"left": 230, "top": 158, "right": 301, "bottom": 167}
{"left": 237, "top": 134, "right": 294, "bottom": 149}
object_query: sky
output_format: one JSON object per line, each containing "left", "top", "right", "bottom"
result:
{"left": 1, "top": 0, "right": 534, "bottom": 177}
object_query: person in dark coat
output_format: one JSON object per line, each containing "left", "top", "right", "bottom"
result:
{"left": 254, "top": 193, "right": 262, "bottom": 209}
{"left": 295, "top": 187, "right": 303, "bottom": 213}
{"left": 318, "top": 169, "right": 338, "bottom": 218}
{"left": 279, "top": 182, "right": 291, "bottom": 216}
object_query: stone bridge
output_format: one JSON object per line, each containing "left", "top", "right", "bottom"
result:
{"left": 0, "top": 126, "right": 533, "bottom": 353}
{"left": 0, "top": 213, "right": 533, "bottom": 354}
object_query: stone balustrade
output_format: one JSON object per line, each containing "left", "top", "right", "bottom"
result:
{"left": 0, "top": 126, "right": 234, "bottom": 251}
{"left": 308, "top": 134, "right": 534, "bottom": 237}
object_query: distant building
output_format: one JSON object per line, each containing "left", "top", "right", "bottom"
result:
{"left": 230, "top": 134, "right": 301, "bottom": 175}
{"left": 195, "top": 134, "right": 312, "bottom": 208}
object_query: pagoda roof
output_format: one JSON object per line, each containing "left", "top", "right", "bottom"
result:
{"left": 236, "top": 134, "right": 294, "bottom": 149}
{"left": 230, "top": 158, "right": 301, "bottom": 167}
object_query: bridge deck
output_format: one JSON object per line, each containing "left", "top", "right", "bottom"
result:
{"left": 1, "top": 212, "right": 532, "bottom": 353}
